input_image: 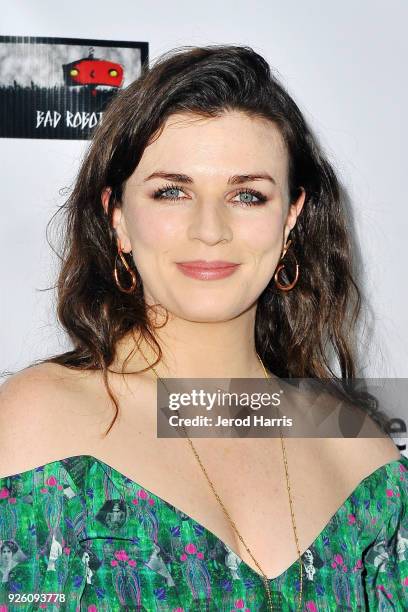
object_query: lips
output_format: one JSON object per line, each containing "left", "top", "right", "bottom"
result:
{"left": 175, "top": 261, "right": 240, "bottom": 280}
{"left": 175, "top": 261, "right": 239, "bottom": 269}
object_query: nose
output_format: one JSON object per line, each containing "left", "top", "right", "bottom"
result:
{"left": 187, "top": 198, "right": 232, "bottom": 245}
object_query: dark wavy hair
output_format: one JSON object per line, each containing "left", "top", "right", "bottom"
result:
{"left": 1, "top": 540, "right": 18, "bottom": 554}
{"left": 7, "top": 44, "right": 389, "bottom": 436}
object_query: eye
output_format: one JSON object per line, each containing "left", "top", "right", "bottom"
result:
{"left": 231, "top": 188, "right": 267, "bottom": 206}
{"left": 152, "top": 184, "right": 267, "bottom": 207}
{"left": 152, "top": 184, "right": 185, "bottom": 201}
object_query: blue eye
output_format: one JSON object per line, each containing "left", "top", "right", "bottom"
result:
{"left": 153, "top": 185, "right": 184, "bottom": 200}
{"left": 234, "top": 190, "right": 263, "bottom": 205}
{"left": 152, "top": 183, "right": 268, "bottom": 207}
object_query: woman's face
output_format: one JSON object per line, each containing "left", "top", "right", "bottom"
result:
{"left": 106, "top": 110, "right": 305, "bottom": 321}
{"left": 1, "top": 546, "right": 13, "bottom": 562}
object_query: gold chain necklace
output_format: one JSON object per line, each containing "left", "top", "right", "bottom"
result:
{"left": 137, "top": 347, "right": 303, "bottom": 611}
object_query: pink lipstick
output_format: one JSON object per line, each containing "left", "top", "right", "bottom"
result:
{"left": 175, "top": 260, "right": 240, "bottom": 280}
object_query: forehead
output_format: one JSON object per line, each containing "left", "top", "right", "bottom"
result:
{"left": 131, "top": 110, "right": 288, "bottom": 186}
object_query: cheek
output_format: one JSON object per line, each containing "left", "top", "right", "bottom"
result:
{"left": 127, "top": 208, "right": 179, "bottom": 250}
{"left": 238, "top": 212, "right": 283, "bottom": 254}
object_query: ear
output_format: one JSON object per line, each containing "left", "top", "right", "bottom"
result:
{"left": 283, "top": 187, "right": 306, "bottom": 245}
{"left": 101, "top": 186, "right": 132, "bottom": 253}
{"left": 101, "top": 186, "right": 111, "bottom": 215}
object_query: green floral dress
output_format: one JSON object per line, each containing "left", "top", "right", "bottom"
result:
{"left": 0, "top": 453, "right": 407, "bottom": 611}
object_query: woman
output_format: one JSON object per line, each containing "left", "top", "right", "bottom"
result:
{"left": 0, "top": 44, "right": 406, "bottom": 611}
{"left": 0, "top": 540, "right": 27, "bottom": 584}
{"left": 0, "top": 541, "right": 19, "bottom": 583}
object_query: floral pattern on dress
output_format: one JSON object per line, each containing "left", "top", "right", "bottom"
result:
{"left": 0, "top": 453, "right": 407, "bottom": 611}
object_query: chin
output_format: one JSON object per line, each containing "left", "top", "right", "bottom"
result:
{"left": 173, "top": 302, "right": 243, "bottom": 322}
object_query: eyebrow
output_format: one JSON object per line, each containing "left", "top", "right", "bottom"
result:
{"left": 143, "top": 171, "right": 276, "bottom": 185}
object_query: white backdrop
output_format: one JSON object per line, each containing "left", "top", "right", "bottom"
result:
{"left": 1, "top": 0, "right": 407, "bottom": 450}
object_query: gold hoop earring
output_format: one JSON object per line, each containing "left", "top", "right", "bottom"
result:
{"left": 113, "top": 243, "right": 137, "bottom": 294}
{"left": 273, "top": 238, "right": 299, "bottom": 291}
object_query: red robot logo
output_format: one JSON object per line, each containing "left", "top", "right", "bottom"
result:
{"left": 62, "top": 47, "right": 124, "bottom": 96}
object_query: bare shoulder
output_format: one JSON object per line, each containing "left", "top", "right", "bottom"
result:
{"left": 348, "top": 434, "right": 401, "bottom": 466}
{"left": 357, "top": 405, "right": 400, "bottom": 460}
{"left": 301, "top": 383, "right": 402, "bottom": 475}
{"left": 0, "top": 362, "right": 63, "bottom": 420}
{"left": 0, "top": 362, "right": 103, "bottom": 478}
{"left": 323, "top": 426, "right": 402, "bottom": 488}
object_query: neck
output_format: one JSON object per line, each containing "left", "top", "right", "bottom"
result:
{"left": 110, "top": 304, "right": 271, "bottom": 380}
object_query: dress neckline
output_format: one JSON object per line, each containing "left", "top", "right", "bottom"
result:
{"left": 2, "top": 453, "right": 407, "bottom": 583}
{"left": 75, "top": 453, "right": 408, "bottom": 583}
